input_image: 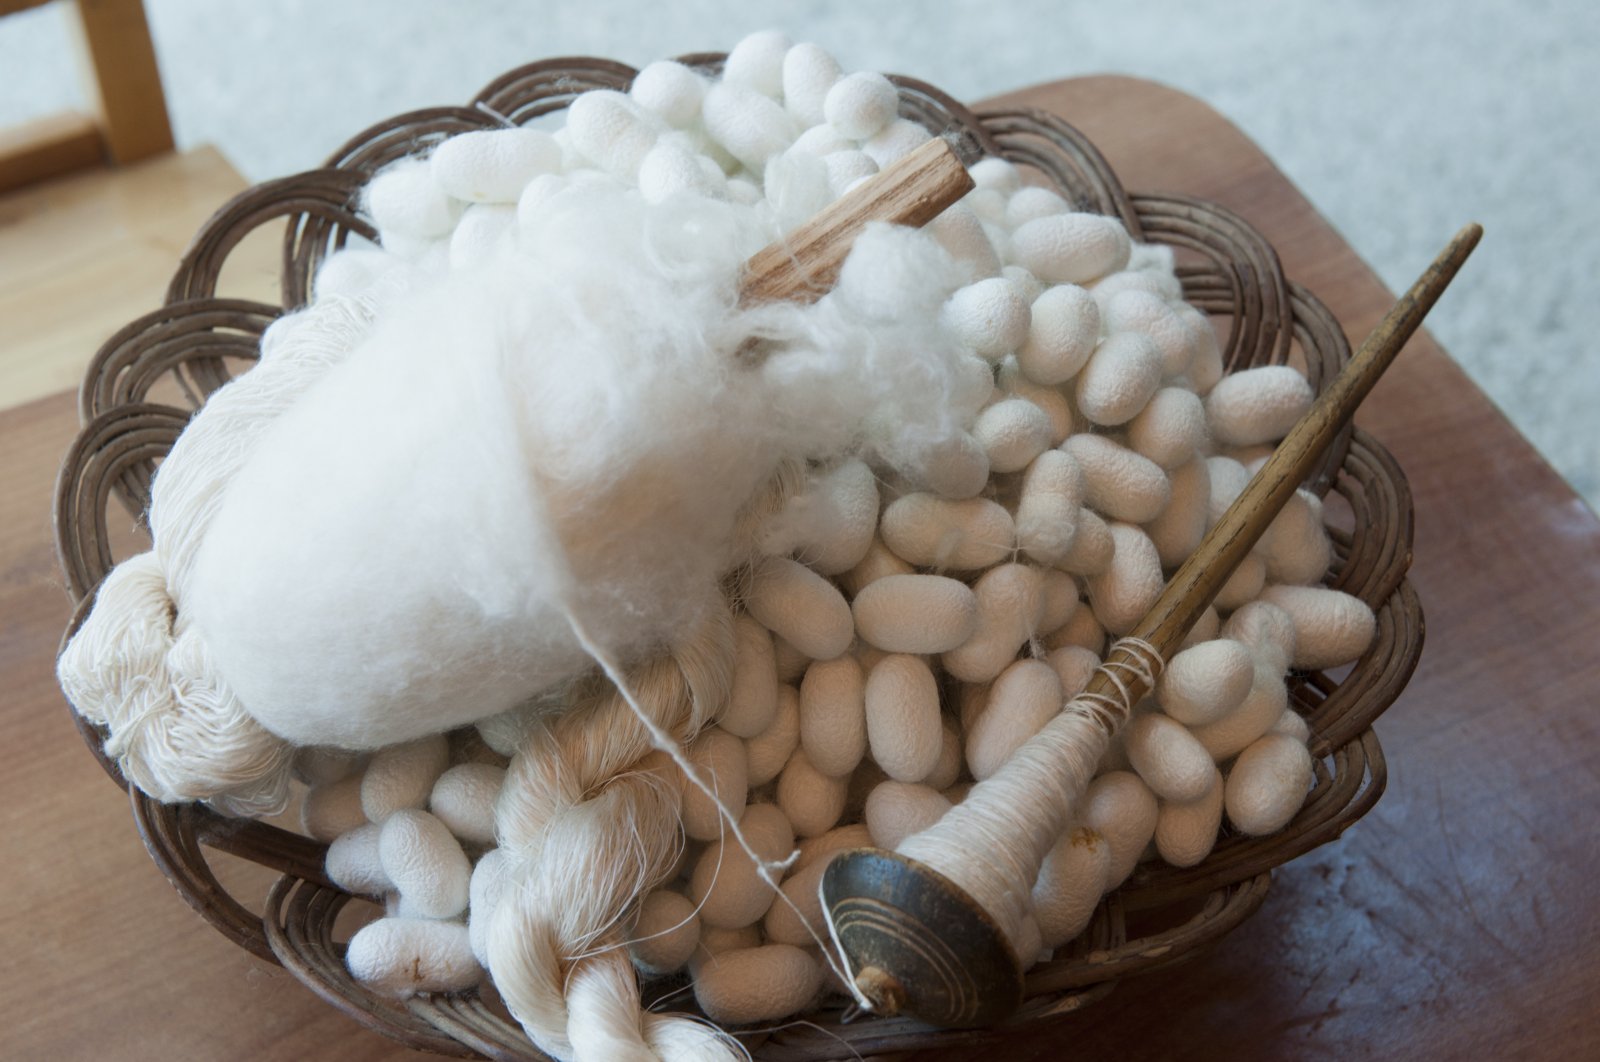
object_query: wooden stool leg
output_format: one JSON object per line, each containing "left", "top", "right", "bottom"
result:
{"left": 69, "top": 0, "right": 173, "bottom": 164}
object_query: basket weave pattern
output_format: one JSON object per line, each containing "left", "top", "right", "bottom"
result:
{"left": 53, "top": 56, "right": 1423, "bottom": 1061}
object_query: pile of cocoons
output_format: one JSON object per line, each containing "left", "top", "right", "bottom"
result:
{"left": 284, "top": 31, "right": 1379, "bottom": 1038}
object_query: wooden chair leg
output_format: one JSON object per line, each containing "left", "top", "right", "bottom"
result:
{"left": 69, "top": 0, "right": 174, "bottom": 163}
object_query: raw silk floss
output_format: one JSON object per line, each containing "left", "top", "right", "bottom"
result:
{"left": 58, "top": 29, "right": 1369, "bottom": 1061}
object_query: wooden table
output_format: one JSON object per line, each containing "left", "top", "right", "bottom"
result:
{"left": 3, "top": 77, "right": 1596, "bottom": 1061}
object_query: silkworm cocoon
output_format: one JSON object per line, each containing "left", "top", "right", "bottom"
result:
{"left": 1017, "top": 284, "right": 1100, "bottom": 385}
{"left": 303, "top": 774, "right": 368, "bottom": 842}
{"left": 930, "top": 204, "right": 1002, "bottom": 282}
{"left": 565, "top": 89, "right": 660, "bottom": 178}
{"left": 693, "top": 944, "right": 822, "bottom": 1025}
{"left": 1175, "top": 303, "right": 1225, "bottom": 393}
{"left": 1127, "top": 387, "right": 1208, "bottom": 470}
{"left": 428, "top": 763, "right": 504, "bottom": 846}
{"left": 1046, "top": 645, "right": 1100, "bottom": 698}
{"left": 863, "top": 654, "right": 944, "bottom": 783}
{"left": 702, "top": 81, "right": 799, "bottom": 169}
{"left": 1225, "top": 733, "right": 1314, "bottom": 835}
{"left": 763, "top": 844, "right": 848, "bottom": 945}
{"left": 295, "top": 746, "right": 365, "bottom": 787}
{"left": 907, "top": 431, "right": 992, "bottom": 500}
{"left": 1037, "top": 567, "right": 1081, "bottom": 634}
{"left": 926, "top": 720, "right": 964, "bottom": 790}
{"left": 361, "top": 735, "right": 449, "bottom": 822}
{"left": 347, "top": 917, "right": 480, "bottom": 997}
{"left": 1103, "top": 289, "right": 1194, "bottom": 376}
{"left": 1063, "top": 435, "right": 1171, "bottom": 525}
{"left": 429, "top": 128, "right": 560, "bottom": 203}
{"left": 1158, "top": 639, "right": 1255, "bottom": 726}
{"left": 998, "top": 362, "right": 1073, "bottom": 444}
{"left": 722, "top": 29, "right": 791, "bottom": 96}
{"left": 444, "top": 203, "right": 513, "bottom": 270}
{"left": 1262, "top": 490, "right": 1333, "bottom": 586}
{"left": 720, "top": 617, "right": 779, "bottom": 739}
{"left": 965, "top": 659, "right": 1063, "bottom": 780}
{"left": 325, "top": 823, "right": 389, "bottom": 896}
{"left": 1032, "top": 826, "right": 1112, "bottom": 947}
{"left": 862, "top": 117, "right": 931, "bottom": 166}
{"left": 822, "top": 149, "right": 878, "bottom": 196}
{"left": 695, "top": 924, "right": 762, "bottom": 965}
{"left": 467, "top": 847, "right": 509, "bottom": 966}
{"left": 789, "top": 122, "right": 851, "bottom": 158}
{"left": 1220, "top": 600, "right": 1298, "bottom": 674}
{"left": 1124, "top": 712, "right": 1217, "bottom": 802}
{"left": 689, "top": 803, "right": 794, "bottom": 929}
{"left": 799, "top": 656, "right": 867, "bottom": 778}
{"left": 1086, "top": 524, "right": 1166, "bottom": 635}
{"left": 1182, "top": 606, "right": 1221, "bottom": 650}
{"left": 851, "top": 574, "right": 978, "bottom": 656}
{"left": 823, "top": 71, "right": 899, "bottom": 140}
{"left": 1089, "top": 267, "right": 1182, "bottom": 309}
{"left": 864, "top": 781, "right": 953, "bottom": 849}
{"left": 1016, "top": 450, "right": 1086, "bottom": 564}
{"left": 629, "top": 889, "right": 700, "bottom": 974}
{"left": 793, "top": 823, "right": 873, "bottom": 872}
{"left": 772, "top": 636, "right": 810, "bottom": 682}
{"left": 944, "top": 277, "right": 1032, "bottom": 361}
{"left": 1002, "top": 265, "right": 1043, "bottom": 303}
{"left": 746, "top": 556, "right": 853, "bottom": 661}
{"left": 1271, "top": 706, "right": 1312, "bottom": 743}
{"left": 1055, "top": 506, "right": 1115, "bottom": 578}
{"left": 1154, "top": 768, "right": 1225, "bottom": 868}
{"left": 763, "top": 459, "right": 879, "bottom": 576}
{"left": 1146, "top": 455, "right": 1211, "bottom": 569}
{"left": 379, "top": 809, "right": 471, "bottom": 920}
{"left": 1044, "top": 591, "right": 1106, "bottom": 653}
{"left": 364, "top": 157, "right": 460, "bottom": 238}
{"left": 630, "top": 60, "right": 707, "bottom": 126}
{"left": 944, "top": 564, "right": 1046, "bottom": 683}
{"left": 776, "top": 747, "right": 848, "bottom": 838}
{"left": 1075, "top": 332, "right": 1165, "bottom": 427}
{"left": 781, "top": 42, "right": 842, "bottom": 126}
{"left": 1205, "top": 455, "right": 1251, "bottom": 528}
{"left": 1081, "top": 770, "right": 1159, "bottom": 888}
{"left": 474, "top": 705, "right": 533, "bottom": 758}
{"left": 970, "top": 156, "right": 1022, "bottom": 194}
{"left": 637, "top": 139, "right": 721, "bottom": 203}
{"left": 746, "top": 683, "right": 800, "bottom": 786}
{"left": 1189, "top": 661, "right": 1289, "bottom": 761}
{"left": 839, "top": 537, "right": 915, "bottom": 597}
{"left": 1259, "top": 585, "right": 1377, "bottom": 670}
{"left": 880, "top": 493, "right": 1015, "bottom": 571}
{"left": 683, "top": 728, "right": 749, "bottom": 841}
{"left": 972, "top": 398, "right": 1053, "bottom": 473}
{"left": 957, "top": 355, "right": 1001, "bottom": 417}
{"left": 1215, "top": 553, "right": 1267, "bottom": 612}
{"left": 1205, "top": 365, "right": 1315, "bottom": 447}
{"left": 1005, "top": 186, "right": 1070, "bottom": 229}
{"left": 1009, "top": 213, "right": 1132, "bottom": 286}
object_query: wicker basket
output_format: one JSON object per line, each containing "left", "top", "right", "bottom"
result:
{"left": 53, "top": 55, "right": 1423, "bottom": 1061}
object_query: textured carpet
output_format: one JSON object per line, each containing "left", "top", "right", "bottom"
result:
{"left": 5, "top": 0, "right": 1596, "bottom": 506}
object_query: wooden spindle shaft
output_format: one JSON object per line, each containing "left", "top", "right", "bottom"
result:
{"left": 737, "top": 138, "right": 974, "bottom": 307}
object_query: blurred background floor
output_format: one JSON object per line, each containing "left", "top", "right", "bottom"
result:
{"left": 4, "top": 0, "right": 1596, "bottom": 507}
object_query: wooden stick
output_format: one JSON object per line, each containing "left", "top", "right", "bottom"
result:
{"left": 821, "top": 222, "right": 1483, "bottom": 1030}
{"left": 737, "top": 138, "right": 973, "bottom": 307}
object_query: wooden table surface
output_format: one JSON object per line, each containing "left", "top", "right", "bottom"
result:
{"left": 3, "top": 76, "right": 1596, "bottom": 1061}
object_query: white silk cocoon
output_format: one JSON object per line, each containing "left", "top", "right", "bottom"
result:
{"left": 179, "top": 179, "right": 970, "bottom": 748}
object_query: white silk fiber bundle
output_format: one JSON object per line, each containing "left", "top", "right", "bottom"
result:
{"left": 167, "top": 177, "right": 971, "bottom": 752}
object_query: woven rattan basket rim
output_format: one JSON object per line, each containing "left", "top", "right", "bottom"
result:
{"left": 52, "top": 54, "right": 1423, "bottom": 1061}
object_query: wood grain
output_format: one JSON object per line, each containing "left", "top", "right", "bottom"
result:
{"left": 0, "top": 111, "right": 104, "bottom": 195}
{"left": 739, "top": 137, "right": 973, "bottom": 306}
{"left": 0, "top": 76, "right": 1594, "bottom": 1061}
{"left": 69, "top": 0, "right": 174, "bottom": 164}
